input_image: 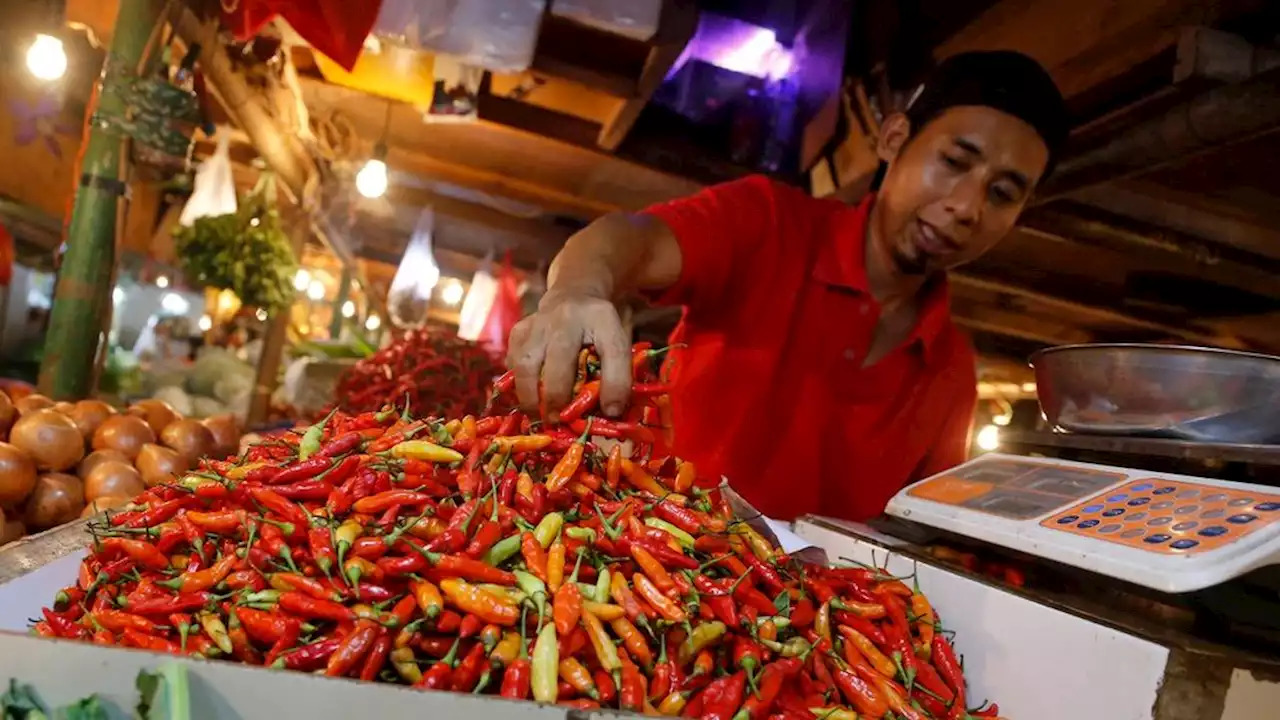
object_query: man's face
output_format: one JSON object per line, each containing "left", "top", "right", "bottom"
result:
{"left": 873, "top": 105, "right": 1050, "bottom": 276}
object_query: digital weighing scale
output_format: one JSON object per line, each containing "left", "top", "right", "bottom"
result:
{"left": 885, "top": 452, "right": 1280, "bottom": 593}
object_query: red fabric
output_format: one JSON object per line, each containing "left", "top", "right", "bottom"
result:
{"left": 479, "top": 254, "right": 522, "bottom": 360}
{"left": 221, "top": 0, "right": 383, "bottom": 71}
{"left": 642, "top": 177, "right": 977, "bottom": 522}
{"left": 0, "top": 223, "right": 13, "bottom": 286}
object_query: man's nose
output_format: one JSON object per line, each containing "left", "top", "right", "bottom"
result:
{"left": 944, "top": 175, "right": 984, "bottom": 227}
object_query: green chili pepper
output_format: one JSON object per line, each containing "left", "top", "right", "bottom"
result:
{"left": 514, "top": 570, "right": 548, "bottom": 619}
{"left": 593, "top": 566, "right": 611, "bottom": 605}
{"left": 481, "top": 533, "right": 523, "bottom": 568}
{"left": 644, "top": 518, "right": 696, "bottom": 548}
{"left": 533, "top": 512, "right": 564, "bottom": 549}
{"left": 531, "top": 621, "right": 559, "bottom": 704}
{"left": 299, "top": 408, "right": 337, "bottom": 461}
{"left": 678, "top": 621, "right": 727, "bottom": 666}
{"left": 564, "top": 527, "right": 596, "bottom": 544}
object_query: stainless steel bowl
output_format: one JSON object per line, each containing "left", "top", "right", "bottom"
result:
{"left": 1030, "top": 344, "right": 1280, "bottom": 444}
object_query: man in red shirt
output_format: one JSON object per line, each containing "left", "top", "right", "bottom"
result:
{"left": 508, "top": 51, "right": 1068, "bottom": 521}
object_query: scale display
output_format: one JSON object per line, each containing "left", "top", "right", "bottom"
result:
{"left": 888, "top": 453, "right": 1280, "bottom": 592}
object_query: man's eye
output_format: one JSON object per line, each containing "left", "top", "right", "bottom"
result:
{"left": 941, "top": 154, "right": 966, "bottom": 170}
{"left": 990, "top": 186, "right": 1016, "bottom": 204}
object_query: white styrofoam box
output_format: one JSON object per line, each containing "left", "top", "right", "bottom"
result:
{"left": 373, "top": 0, "right": 547, "bottom": 73}
{"left": 0, "top": 550, "right": 85, "bottom": 632}
{"left": 795, "top": 519, "right": 1171, "bottom": 720}
{"left": 550, "top": 0, "right": 661, "bottom": 41}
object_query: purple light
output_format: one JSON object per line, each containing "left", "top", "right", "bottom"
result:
{"left": 667, "top": 13, "right": 795, "bottom": 82}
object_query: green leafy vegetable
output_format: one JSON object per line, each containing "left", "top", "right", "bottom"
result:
{"left": 1, "top": 680, "right": 49, "bottom": 720}
{"left": 60, "top": 696, "right": 108, "bottom": 720}
{"left": 135, "top": 663, "right": 190, "bottom": 720}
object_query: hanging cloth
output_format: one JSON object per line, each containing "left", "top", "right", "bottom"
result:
{"left": 221, "top": 0, "right": 384, "bottom": 71}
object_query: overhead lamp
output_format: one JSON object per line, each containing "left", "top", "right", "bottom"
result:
{"left": 156, "top": 274, "right": 170, "bottom": 289}
{"left": 440, "top": 279, "right": 464, "bottom": 306}
{"left": 161, "top": 292, "right": 189, "bottom": 315}
{"left": 26, "top": 34, "right": 67, "bottom": 82}
{"left": 341, "top": 300, "right": 356, "bottom": 318}
{"left": 293, "top": 268, "right": 311, "bottom": 292}
{"left": 365, "top": 314, "right": 381, "bottom": 331}
{"left": 356, "top": 142, "right": 389, "bottom": 199}
{"left": 198, "top": 315, "right": 213, "bottom": 332}
{"left": 255, "top": 308, "right": 268, "bottom": 322}
{"left": 307, "top": 279, "right": 326, "bottom": 301}
{"left": 976, "top": 424, "right": 1000, "bottom": 452}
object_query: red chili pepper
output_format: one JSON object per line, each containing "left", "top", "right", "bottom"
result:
{"left": 41, "top": 608, "right": 86, "bottom": 639}
{"left": 120, "top": 497, "right": 191, "bottom": 529}
{"left": 520, "top": 532, "right": 549, "bottom": 581}
{"left": 630, "top": 535, "right": 698, "bottom": 570}
{"left": 702, "top": 671, "right": 747, "bottom": 720}
{"left": 161, "top": 554, "right": 236, "bottom": 594}
{"left": 832, "top": 661, "right": 889, "bottom": 718}
{"left": 451, "top": 642, "right": 488, "bottom": 691}
{"left": 501, "top": 658, "right": 532, "bottom": 699}
{"left": 326, "top": 621, "right": 380, "bottom": 677}
{"left": 123, "top": 592, "right": 212, "bottom": 615}
{"left": 317, "top": 431, "right": 363, "bottom": 458}
{"left": 278, "top": 637, "right": 342, "bottom": 670}
{"left": 273, "top": 479, "right": 333, "bottom": 501}
{"left": 359, "top": 628, "right": 393, "bottom": 681}
{"left": 429, "top": 554, "right": 516, "bottom": 586}
{"left": 269, "top": 457, "right": 334, "bottom": 485}
{"left": 742, "top": 552, "right": 786, "bottom": 596}
{"left": 99, "top": 537, "right": 170, "bottom": 571}
{"left": 465, "top": 520, "right": 503, "bottom": 559}
{"left": 247, "top": 486, "right": 312, "bottom": 536}
{"left": 734, "top": 658, "right": 801, "bottom": 720}
{"left": 278, "top": 592, "right": 357, "bottom": 623}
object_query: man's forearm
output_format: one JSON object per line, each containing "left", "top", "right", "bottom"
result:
{"left": 546, "top": 212, "right": 676, "bottom": 301}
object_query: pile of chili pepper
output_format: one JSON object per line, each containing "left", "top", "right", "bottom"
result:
{"left": 33, "top": 342, "right": 1003, "bottom": 720}
{"left": 333, "top": 323, "right": 507, "bottom": 418}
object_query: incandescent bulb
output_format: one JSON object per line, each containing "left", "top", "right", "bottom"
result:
{"left": 440, "top": 279, "right": 464, "bottom": 306}
{"left": 26, "top": 34, "right": 67, "bottom": 82}
{"left": 198, "top": 315, "right": 213, "bottom": 331}
{"left": 307, "top": 279, "right": 326, "bottom": 301}
{"left": 155, "top": 274, "right": 170, "bottom": 289}
{"left": 341, "top": 300, "right": 356, "bottom": 318}
{"left": 356, "top": 159, "right": 388, "bottom": 199}
{"left": 976, "top": 424, "right": 1000, "bottom": 452}
{"left": 293, "top": 269, "right": 311, "bottom": 292}
{"left": 365, "top": 314, "right": 381, "bottom": 331}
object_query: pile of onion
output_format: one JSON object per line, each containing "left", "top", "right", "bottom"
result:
{"left": 0, "top": 391, "right": 244, "bottom": 547}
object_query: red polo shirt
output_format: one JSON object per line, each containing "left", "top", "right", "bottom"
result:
{"left": 643, "top": 176, "right": 977, "bottom": 521}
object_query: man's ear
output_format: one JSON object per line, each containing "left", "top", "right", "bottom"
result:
{"left": 876, "top": 113, "right": 912, "bottom": 165}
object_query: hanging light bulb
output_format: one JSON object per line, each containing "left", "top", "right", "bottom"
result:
{"left": 365, "top": 314, "right": 381, "bottom": 331}
{"left": 155, "top": 274, "right": 170, "bottom": 289}
{"left": 356, "top": 142, "right": 389, "bottom": 199}
{"left": 341, "top": 300, "right": 356, "bottom": 318}
{"left": 26, "top": 34, "right": 67, "bottom": 82}
{"left": 198, "top": 315, "right": 213, "bottom": 332}
{"left": 307, "top": 279, "right": 326, "bottom": 301}
{"left": 293, "top": 269, "right": 311, "bottom": 292}
{"left": 440, "top": 279, "right": 464, "bottom": 306}
{"left": 255, "top": 308, "right": 268, "bottom": 322}
{"left": 976, "top": 424, "right": 1001, "bottom": 452}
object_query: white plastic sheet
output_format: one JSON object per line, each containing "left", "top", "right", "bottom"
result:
{"left": 373, "top": 0, "right": 547, "bottom": 73}
{"left": 456, "top": 251, "right": 497, "bottom": 342}
{"left": 550, "top": 0, "right": 661, "bottom": 41}
{"left": 179, "top": 134, "right": 237, "bottom": 226}
{"left": 386, "top": 209, "right": 441, "bottom": 329}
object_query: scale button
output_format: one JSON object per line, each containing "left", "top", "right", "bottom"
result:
{"left": 1132, "top": 483, "right": 1154, "bottom": 491}
{"left": 1120, "top": 529, "right": 1145, "bottom": 539}
{"left": 1170, "top": 539, "right": 1200, "bottom": 550}
{"left": 1144, "top": 534, "right": 1172, "bottom": 544}
{"left": 1102, "top": 508, "right": 1126, "bottom": 518}
{"left": 1057, "top": 515, "right": 1080, "bottom": 524}
{"left": 1077, "top": 519, "right": 1100, "bottom": 529}
{"left": 1128, "top": 497, "right": 1151, "bottom": 507}
{"left": 1203, "top": 494, "right": 1229, "bottom": 503}
{"left": 1229, "top": 498, "right": 1255, "bottom": 507}
{"left": 1128, "top": 512, "right": 1148, "bottom": 522}
{"left": 1228, "top": 514, "right": 1257, "bottom": 524}
{"left": 1097, "top": 524, "right": 1122, "bottom": 534}
{"left": 1147, "top": 517, "right": 1173, "bottom": 527}
{"left": 1172, "top": 521, "right": 1198, "bottom": 532}
{"left": 1201, "top": 508, "right": 1226, "bottom": 520}
{"left": 1152, "top": 501, "right": 1175, "bottom": 510}
{"left": 1255, "top": 502, "right": 1280, "bottom": 512}
{"left": 1177, "top": 489, "right": 1200, "bottom": 499}
{"left": 1082, "top": 504, "right": 1104, "bottom": 514}
{"left": 1153, "top": 486, "right": 1177, "bottom": 495}
{"left": 1175, "top": 505, "right": 1199, "bottom": 515}
{"left": 1199, "top": 526, "right": 1229, "bottom": 537}
{"left": 1106, "top": 494, "right": 1129, "bottom": 503}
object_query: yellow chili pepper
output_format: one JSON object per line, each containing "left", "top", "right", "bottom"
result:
{"left": 809, "top": 708, "right": 858, "bottom": 720}
{"left": 531, "top": 622, "right": 559, "bottom": 703}
{"left": 494, "top": 434, "right": 554, "bottom": 453}
{"left": 657, "top": 691, "right": 688, "bottom": 716}
{"left": 546, "top": 540, "right": 566, "bottom": 592}
{"left": 581, "top": 607, "right": 621, "bottom": 672}
{"left": 391, "top": 646, "right": 423, "bottom": 684}
{"left": 516, "top": 472, "right": 535, "bottom": 500}
{"left": 444, "top": 419, "right": 462, "bottom": 435}
{"left": 490, "top": 631, "right": 522, "bottom": 668}
{"left": 533, "top": 512, "right": 564, "bottom": 549}
{"left": 198, "top": 611, "right": 233, "bottom": 654}
{"left": 390, "top": 440, "right": 464, "bottom": 464}
{"left": 224, "top": 462, "right": 267, "bottom": 481}
{"left": 677, "top": 621, "right": 726, "bottom": 666}
{"left": 581, "top": 601, "right": 625, "bottom": 622}
{"left": 815, "top": 599, "right": 832, "bottom": 648}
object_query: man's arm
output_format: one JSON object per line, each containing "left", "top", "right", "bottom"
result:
{"left": 508, "top": 176, "right": 780, "bottom": 418}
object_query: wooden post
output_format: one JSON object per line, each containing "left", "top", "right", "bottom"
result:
{"left": 248, "top": 216, "right": 308, "bottom": 427}
{"left": 39, "top": 0, "right": 169, "bottom": 399}
{"left": 329, "top": 267, "right": 352, "bottom": 339}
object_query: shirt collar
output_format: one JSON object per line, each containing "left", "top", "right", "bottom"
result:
{"left": 812, "top": 193, "right": 954, "bottom": 367}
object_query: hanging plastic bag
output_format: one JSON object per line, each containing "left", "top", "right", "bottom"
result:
{"left": 457, "top": 249, "right": 497, "bottom": 342}
{"left": 179, "top": 134, "right": 237, "bottom": 227}
{"left": 478, "top": 252, "right": 522, "bottom": 359}
{"left": 373, "top": 0, "right": 546, "bottom": 73}
{"left": 387, "top": 208, "right": 441, "bottom": 329}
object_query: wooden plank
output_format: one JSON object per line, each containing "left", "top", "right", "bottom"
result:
{"left": 598, "top": 0, "right": 699, "bottom": 151}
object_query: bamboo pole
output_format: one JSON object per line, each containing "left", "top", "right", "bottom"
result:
{"left": 330, "top": 267, "right": 352, "bottom": 339}
{"left": 248, "top": 215, "right": 309, "bottom": 426}
{"left": 39, "top": 0, "right": 170, "bottom": 400}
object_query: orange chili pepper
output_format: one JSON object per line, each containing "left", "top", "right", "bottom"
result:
{"left": 439, "top": 578, "right": 519, "bottom": 626}
{"left": 620, "top": 459, "right": 669, "bottom": 496}
{"left": 629, "top": 544, "right": 676, "bottom": 594}
{"left": 516, "top": 472, "right": 535, "bottom": 501}
{"left": 559, "top": 657, "right": 598, "bottom": 699}
{"left": 632, "top": 574, "right": 685, "bottom": 622}
{"left": 911, "top": 591, "right": 935, "bottom": 656}
{"left": 553, "top": 582, "right": 582, "bottom": 636}
{"left": 609, "top": 616, "right": 653, "bottom": 668}
{"left": 546, "top": 421, "right": 590, "bottom": 492}
{"left": 411, "top": 579, "right": 444, "bottom": 619}
{"left": 546, "top": 540, "right": 566, "bottom": 592}
{"left": 521, "top": 532, "right": 549, "bottom": 582}
{"left": 673, "top": 460, "right": 696, "bottom": 494}
{"left": 838, "top": 625, "right": 896, "bottom": 677}
{"left": 605, "top": 445, "right": 623, "bottom": 491}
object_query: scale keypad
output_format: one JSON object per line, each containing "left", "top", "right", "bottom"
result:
{"left": 1041, "top": 479, "right": 1280, "bottom": 553}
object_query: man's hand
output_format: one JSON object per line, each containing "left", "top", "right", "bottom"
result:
{"left": 506, "top": 290, "right": 633, "bottom": 420}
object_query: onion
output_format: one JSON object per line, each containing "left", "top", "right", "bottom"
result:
{"left": 78, "top": 449, "right": 129, "bottom": 479}
{"left": 23, "top": 473, "right": 85, "bottom": 530}
{"left": 202, "top": 413, "right": 241, "bottom": 458}
{"left": 161, "top": 419, "right": 215, "bottom": 464}
{"left": 0, "top": 442, "right": 36, "bottom": 508}
{"left": 13, "top": 394, "right": 54, "bottom": 416}
{"left": 129, "top": 399, "right": 179, "bottom": 436}
{"left": 136, "top": 443, "right": 189, "bottom": 487}
{"left": 0, "top": 517, "right": 22, "bottom": 546}
{"left": 92, "top": 415, "right": 156, "bottom": 460}
{"left": 10, "top": 409, "right": 85, "bottom": 472}
{"left": 81, "top": 495, "right": 130, "bottom": 519}
{"left": 68, "top": 400, "right": 116, "bottom": 440}
{"left": 0, "top": 391, "right": 17, "bottom": 436}
{"left": 83, "top": 459, "right": 145, "bottom": 501}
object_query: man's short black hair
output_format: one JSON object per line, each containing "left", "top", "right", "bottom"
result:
{"left": 871, "top": 50, "right": 1068, "bottom": 189}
